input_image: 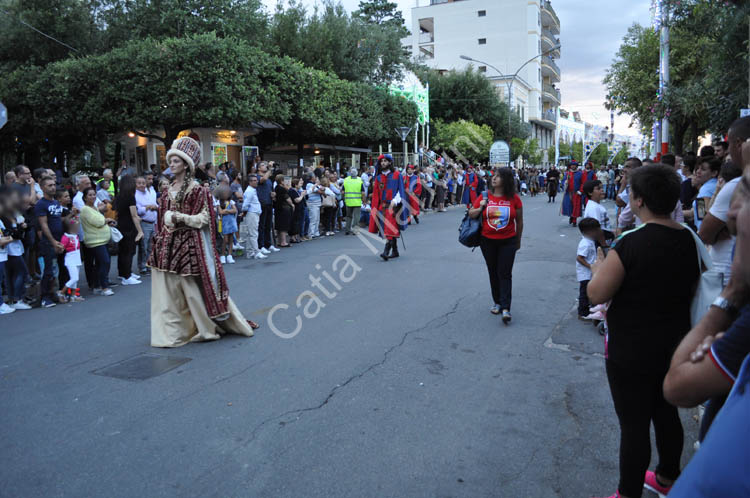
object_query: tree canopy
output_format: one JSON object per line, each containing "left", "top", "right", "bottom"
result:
{"left": 604, "top": 1, "right": 750, "bottom": 153}
{"left": 416, "top": 66, "right": 529, "bottom": 143}
{"left": 432, "top": 119, "right": 494, "bottom": 164}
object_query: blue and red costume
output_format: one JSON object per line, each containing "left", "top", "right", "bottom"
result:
{"left": 369, "top": 167, "right": 408, "bottom": 241}
{"left": 561, "top": 163, "right": 584, "bottom": 224}
{"left": 404, "top": 168, "right": 423, "bottom": 221}
{"left": 461, "top": 167, "right": 480, "bottom": 207}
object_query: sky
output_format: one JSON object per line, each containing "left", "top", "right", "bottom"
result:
{"left": 261, "top": 0, "right": 654, "bottom": 137}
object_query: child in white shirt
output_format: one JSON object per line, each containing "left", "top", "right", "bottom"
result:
{"left": 576, "top": 217, "right": 602, "bottom": 319}
{"left": 583, "top": 179, "right": 613, "bottom": 243}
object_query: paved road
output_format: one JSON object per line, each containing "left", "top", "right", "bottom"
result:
{"left": 0, "top": 195, "right": 697, "bottom": 497}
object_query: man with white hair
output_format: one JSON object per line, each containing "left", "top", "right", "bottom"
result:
{"left": 98, "top": 168, "right": 115, "bottom": 197}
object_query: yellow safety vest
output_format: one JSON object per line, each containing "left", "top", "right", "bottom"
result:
{"left": 343, "top": 177, "right": 363, "bottom": 207}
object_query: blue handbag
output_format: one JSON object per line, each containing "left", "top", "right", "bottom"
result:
{"left": 458, "top": 192, "right": 487, "bottom": 248}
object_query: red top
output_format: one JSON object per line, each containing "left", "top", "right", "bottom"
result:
{"left": 472, "top": 193, "right": 523, "bottom": 240}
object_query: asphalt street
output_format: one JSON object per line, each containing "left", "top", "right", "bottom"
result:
{"left": 0, "top": 194, "right": 698, "bottom": 498}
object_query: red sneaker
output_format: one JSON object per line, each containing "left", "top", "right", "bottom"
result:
{"left": 644, "top": 470, "right": 672, "bottom": 496}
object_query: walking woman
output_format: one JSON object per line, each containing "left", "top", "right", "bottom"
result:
{"left": 148, "top": 137, "right": 258, "bottom": 347}
{"left": 588, "top": 165, "right": 699, "bottom": 498}
{"left": 468, "top": 167, "right": 523, "bottom": 325}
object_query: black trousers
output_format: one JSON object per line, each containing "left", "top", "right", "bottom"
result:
{"left": 117, "top": 231, "right": 137, "bottom": 279}
{"left": 81, "top": 243, "right": 96, "bottom": 290}
{"left": 578, "top": 280, "right": 590, "bottom": 317}
{"left": 479, "top": 236, "right": 518, "bottom": 310}
{"left": 606, "top": 360, "right": 683, "bottom": 498}
{"left": 258, "top": 204, "right": 273, "bottom": 249}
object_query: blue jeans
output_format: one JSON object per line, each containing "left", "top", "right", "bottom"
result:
{"left": 303, "top": 206, "right": 310, "bottom": 236}
{"left": 40, "top": 242, "right": 58, "bottom": 301}
{"left": 90, "top": 244, "right": 112, "bottom": 289}
{"left": 0, "top": 260, "right": 5, "bottom": 304}
{"left": 5, "top": 255, "right": 28, "bottom": 303}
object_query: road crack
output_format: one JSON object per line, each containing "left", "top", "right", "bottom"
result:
{"left": 243, "top": 293, "right": 474, "bottom": 446}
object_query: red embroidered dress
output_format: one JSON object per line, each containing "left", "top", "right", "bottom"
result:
{"left": 148, "top": 183, "right": 229, "bottom": 318}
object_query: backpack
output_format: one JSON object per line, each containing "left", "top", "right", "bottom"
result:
{"left": 458, "top": 192, "right": 488, "bottom": 248}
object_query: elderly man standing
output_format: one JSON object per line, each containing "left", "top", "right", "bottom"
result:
{"left": 98, "top": 168, "right": 116, "bottom": 197}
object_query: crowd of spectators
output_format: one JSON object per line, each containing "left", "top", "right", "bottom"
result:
{"left": 572, "top": 116, "right": 750, "bottom": 497}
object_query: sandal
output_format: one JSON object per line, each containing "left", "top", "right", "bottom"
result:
{"left": 247, "top": 320, "right": 260, "bottom": 330}
{"left": 279, "top": 244, "right": 291, "bottom": 248}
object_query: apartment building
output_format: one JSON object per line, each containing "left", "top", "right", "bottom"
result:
{"left": 408, "top": 0, "right": 561, "bottom": 163}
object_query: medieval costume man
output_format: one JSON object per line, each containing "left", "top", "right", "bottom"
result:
{"left": 461, "top": 165, "right": 480, "bottom": 207}
{"left": 148, "top": 137, "right": 259, "bottom": 347}
{"left": 368, "top": 154, "right": 408, "bottom": 261}
{"left": 404, "top": 164, "right": 423, "bottom": 224}
{"left": 561, "top": 161, "right": 583, "bottom": 226}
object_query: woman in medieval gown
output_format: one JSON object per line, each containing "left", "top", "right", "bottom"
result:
{"left": 147, "top": 137, "right": 259, "bottom": 347}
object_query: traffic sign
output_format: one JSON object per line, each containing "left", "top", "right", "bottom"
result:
{"left": 489, "top": 140, "right": 510, "bottom": 164}
{"left": 0, "top": 102, "right": 6, "bottom": 129}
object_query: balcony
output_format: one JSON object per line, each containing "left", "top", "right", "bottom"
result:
{"left": 531, "top": 109, "right": 557, "bottom": 130}
{"left": 541, "top": 28, "right": 560, "bottom": 56}
{"left": 420, "top": 44, "right": 434, "bottom": 59}
{"left": 541, "top": 0, "right": 560, "bottom": 35}
{"left": 419, "top": 32, "right": 434, "bottom": 44}
{"left": 543, "top": 83, "right": 561, "bottom": 104}
{"left": 541, "top": 55, "right": 560, "bottom": 82}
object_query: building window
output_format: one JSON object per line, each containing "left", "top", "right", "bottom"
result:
{"left": 478, "top": 10, "right": 486, "bottom": 17}
{"left": 538, "top": 68, "right": 541, "bottom": 82}
{"left": 478, "top": 38, "right": 487, "bottom": 45}
{"left": 479, "top": 66, "right": 487, "bottom": 73}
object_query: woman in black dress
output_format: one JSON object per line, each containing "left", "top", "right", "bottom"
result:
{"left": 288, "top": 178, "right": 306, "bottom": 243}
{"left": 273, "top": 174, "right": 293, "bottom": 247}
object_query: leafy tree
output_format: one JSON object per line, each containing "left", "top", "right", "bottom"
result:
{"left": 416, "top": 66, "right": 529, "bottom": 142}
{"left": 354, "top": 0, "right": 408, "bottom": 36}
{"left": 432, "top": 119, "right": 494, "bottom": 164}
{"left": 270, "top": 0, "right": 406, "bottom": 85}
{"left": 93, "top": 0, "right": 268, "bottom": 50}
{"left": 605, "top": 1, "right": 750, "bottom": 153}
{"left": 612, "top": 147, "right": 628, "bottom": 165}
{"left": 0, "top": 0, "right": 99, "bottom": 72}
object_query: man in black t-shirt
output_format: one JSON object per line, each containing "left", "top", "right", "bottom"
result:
{"left": 546, "top": 166, "right": 561, "bottom": 202}
{"left": 34, "top": 177, "right": 69, "bottom": 308}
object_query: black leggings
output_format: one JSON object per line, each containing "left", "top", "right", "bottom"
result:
{"left": 117, "top": 231, "right": 137, "bottom": 279}
{"left": 479, "top": 236, "right": 517, "bottom": 310}
{"left": 606, "top": 360, "right": 683, "bottom": 498}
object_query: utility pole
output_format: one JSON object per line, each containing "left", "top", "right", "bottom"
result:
{"left": 660, "top": 3, "right": 670, "bottom": 157}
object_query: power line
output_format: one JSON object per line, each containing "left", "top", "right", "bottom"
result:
{"left": 0, "top": 9, "right": 80, "bottom": 53}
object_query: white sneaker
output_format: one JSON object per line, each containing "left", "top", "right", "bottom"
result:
{"left": 227, "top": 255, "right": 235, "bottom": 264}
{"left": 0, "top": 303, "right": 16, "bottom": 314}
{"left": 269, "top": 245, "right": 280, "bottom": 252}
{"left": 11, "top": 301, "right": 32, "bottom": 310}
{"left": 590, "top": 304, "right": 607, "bottom": 313}
{"left": 101, "top": 288, "right": 114, "bottom": 296}
{"left": 220, "top": 255, "right": 227, "bottom": 264}
{"left": 253, "top": 252, "right": 268, "bottom": 260}
{"left": 128, "top": 274, "right": 141, "bottom": 281}
{"left": 233, "top": 243, "right": 243, "bottom": 250}
{"left": 260, "top": 248, "right": 271, "bottom": 255}
{"left": 584, "top": 311, "right": 605, "bottom": 321}
{"left": 121, "top": 276, "right": 142, "bottom": 285}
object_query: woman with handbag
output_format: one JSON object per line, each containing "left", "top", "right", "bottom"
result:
{"left": 79, "top": 187, "right": 116, "bottom": 296}
{"left": 468, "top": 167, "right": 523, "bottom": 324}
{"left": 587, "top": 165, "right": 700, "bottom": 498}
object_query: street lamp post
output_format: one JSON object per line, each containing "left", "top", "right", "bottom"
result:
{"left": 461, "top": 43, "right": 561, "bottom": 135}
{"left": 395, "top": 126, "right": 413, "bottom": 169}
